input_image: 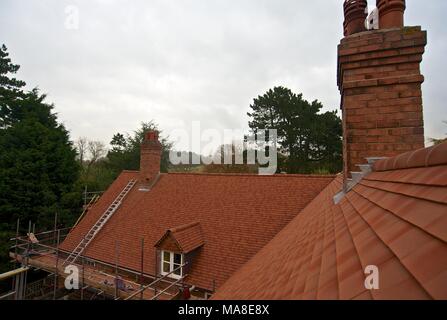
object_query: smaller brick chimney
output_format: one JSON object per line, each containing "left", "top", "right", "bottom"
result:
{"left": 377, "top": 0, "right": 406, "bottom": 29}
{"left": 140, "top": 131, "right": 162, "bottom": 185}
{"left": 343, "top": 0, "right": 368, "bottom": 36}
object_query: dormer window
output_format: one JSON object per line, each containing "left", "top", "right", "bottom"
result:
{"left": 161, "top": 250, "right": 183, "bottom": 279}
{"left": 155, "top": 222, "right": 205, "bottom": 280}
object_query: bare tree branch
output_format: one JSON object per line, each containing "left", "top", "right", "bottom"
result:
{"left": 75, "top": 137, "right": 88, "bottom": 165}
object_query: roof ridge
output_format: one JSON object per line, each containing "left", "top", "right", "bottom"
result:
{"left": 337, "top": 199, "right": 371, "bottom": 299}
{"left": 340, "top": 198, "right": 379, "bottom": 299}
{"left": 329, "top": 205, "right": 341, "bottom": 299}
{"left": 295, "top": 200, "right": 325, "bottom": 298}
{"left": 424, "top": 143, "right": 441, "bottom": 167}
{"left": 315, "top": 202, "right": 335, "bottom": 299}
{"left": 373, "top": 141, "right": 447, "bottom": 172}
{"left": 302, "top": 206, "right": 326, "bottom": 297}
{"left": 166, "top": 172, "right": 337, "bottom": 178}
{"left": 364, "top": 166, "right": 447, "bottom": 187}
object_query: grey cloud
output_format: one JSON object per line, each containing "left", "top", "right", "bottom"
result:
{"left": 1, "top": 0, "right": 446, "bottom": 151}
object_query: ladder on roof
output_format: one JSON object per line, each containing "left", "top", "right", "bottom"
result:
{"left": 63, "top": 179, "right": 137, "bottom": 266}
{"left": 71, "top": 194, "right": 100, "bottom": 231}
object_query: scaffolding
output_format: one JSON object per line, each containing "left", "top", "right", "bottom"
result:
{"left": 1, "top": 180, "right": 203, "bottom": 301}
{"left": 72, "top": 194, "right": 100, "bottom": 230}
{"left": 3, "top": 219, "right": 187, "bottom": 300}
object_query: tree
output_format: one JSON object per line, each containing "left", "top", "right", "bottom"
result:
{"left": 76, "top": 136, "right": 115, "bottom": 194}
{"left": 0, "top": 90, "right": 80, "bottom": 226}
{"left": 86, "top": 140, "right": 107, "bottom": 176}
{"left": 0, "top": 44, "right": 27, "bottom": 129}
{"left": 75, "top": 137, "right": 88, "bottom": 165}
{"left": 110, "top": 133, "right": 126, "bottom": 152}
{"left": 75, "top": 138, "right": 109, "bottom": 190}
{"left": 107, "top": 121, "right": 172, "bottom": 177}
{"left": 0, "top": 45, "right": 80, "bottom": 272}
{"left": 247, "top": 86, "right": 342, "bottom": 174}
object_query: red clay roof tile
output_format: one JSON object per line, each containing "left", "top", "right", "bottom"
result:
{"left": 61, "top": 172, "right": 334, "bottom": 291}
{"left": 213, "top": 144, "right": 447, "bottom": 300}
{"left": 373, "top": 142, "right": 447, "bottom": 171}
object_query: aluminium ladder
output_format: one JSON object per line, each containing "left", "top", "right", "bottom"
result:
{"left": 63, "top": 179, "right": 137, "bottom": 266}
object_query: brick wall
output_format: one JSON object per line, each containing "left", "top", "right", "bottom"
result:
{"left": 338, "top": 26, "right": 426, "bottom": 177}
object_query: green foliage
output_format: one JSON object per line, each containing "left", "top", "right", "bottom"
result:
{"left": 0, "top": 44, "right": 80, "bottom": 272}
{"left": 77, "top": 159, "right": 117, "bottom": 196}
{"left": 0, "top": 115, "right": 79, "bottom": 226}
{"left": 0, "top": 44, "right": 27, "bottom": 128}
{"left": 75, "top": 122, "right": 173, "bottom": 199}
{"left": 248, "top": 86, "right": 342, "bottom": 174}
{"left": 76, "top": 139, "right": 110, "bottom": 192}
{"left": 107, "top": 121, "right": 172, "bottom": 177}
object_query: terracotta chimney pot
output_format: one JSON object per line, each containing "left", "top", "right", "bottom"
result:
{"left": 377, "top": 0, "right": 406, "bottom": 29}
{"left": 343, "top": 0, "right": 368, "bottom": 36}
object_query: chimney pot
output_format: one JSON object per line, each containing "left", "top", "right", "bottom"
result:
{"left": 146, "top": 131, "right": 159, "bottom": 142}
{"left": 376, "top": 0, "right": 406, "bottom": 29}
{"left": 343, "top": 0, "right": 368, "bottom": 36}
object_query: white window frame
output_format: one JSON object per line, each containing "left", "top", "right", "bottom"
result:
{"left": 160, "top": 250, "right": 183, "bottom": 279}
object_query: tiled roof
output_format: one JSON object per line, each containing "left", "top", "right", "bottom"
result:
{"left": 155, "top": 221, "right": 205, "bottom": 253}
{"left": 61, "top": 172, "right": 334, "bottom": 291}
{"left": 373, "top": 142, "right": 447, "bottom": 172}
{"left": 213, "top": 143, "right": 447, "bottom": 300}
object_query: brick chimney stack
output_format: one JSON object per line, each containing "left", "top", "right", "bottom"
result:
{"left": 140, "top": 131, "right": 162, "bottom": 185}
{"left": 338, "top": 0, "right": 426, "bottom": 181}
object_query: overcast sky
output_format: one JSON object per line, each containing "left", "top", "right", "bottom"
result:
{"left": 1, "top": 0, "right": 446, "bottom": 151}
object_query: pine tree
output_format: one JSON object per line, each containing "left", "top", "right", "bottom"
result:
{"left": 107, "top": 121, "right": 172, "bottom": 176}
{"left": 248, "top": 86, "right": 342, "bottom": 174}
{"left": 0, "top": 45, "right": 80, "bottom": 271}
{"left": 0, "top": 44, "right": 27, "bottom": 128}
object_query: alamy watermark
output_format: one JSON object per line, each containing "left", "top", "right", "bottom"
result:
{"left": 167, "top": 122, "right": 278, "bottom": 175}
{"left": 364, "top": 265, "right": 380, "bottom": 290}
{"left": 64, "top": 265, "right": 79, "bottom": 290}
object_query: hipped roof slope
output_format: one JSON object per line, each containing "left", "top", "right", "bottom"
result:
{"left": 213, "top": 143, "right": 447, "bottom": 299}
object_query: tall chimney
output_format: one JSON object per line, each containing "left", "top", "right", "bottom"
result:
{"left": 377, "top": 0, "right": 406, "bottom": 29}
{"left": 140, "top": 131, "right": 162, "bottom": 185}
{"left": 338, "top": 1, "right": 426, "bottom": 181}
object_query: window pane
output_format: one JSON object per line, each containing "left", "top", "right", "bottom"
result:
{"left": 174, "top": 253, "right": 182, "bottom": 264}
{"left": 163, "top": 262, "right": 170, "bottom": 273}
{"left": 173, "top": 264, "right": 181, "bottom": 276}
{"left": 163, "top": 251, "right": 170, "bottom": 262}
